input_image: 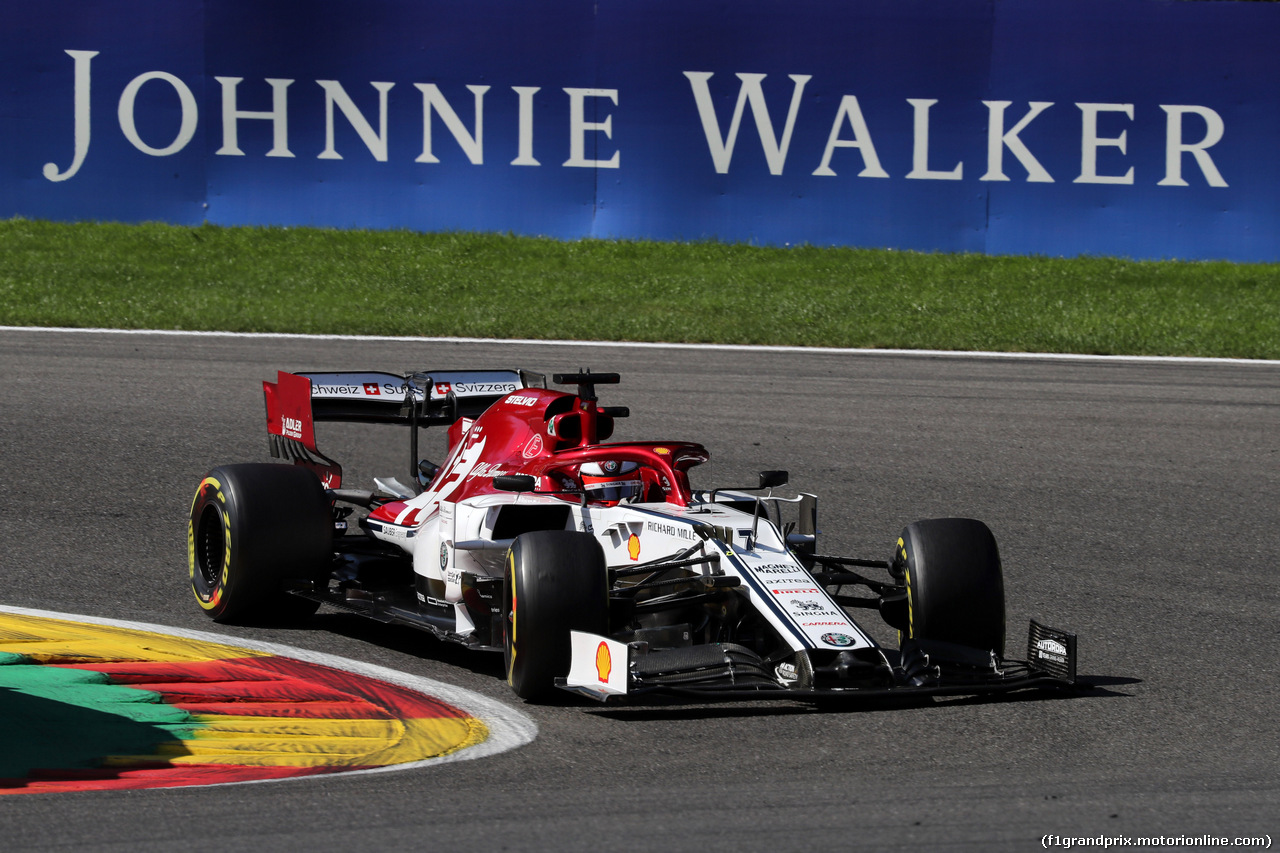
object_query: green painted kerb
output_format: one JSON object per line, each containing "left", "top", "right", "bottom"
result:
{"left": 0, "top": 656, "right": 199, "bottom": 778}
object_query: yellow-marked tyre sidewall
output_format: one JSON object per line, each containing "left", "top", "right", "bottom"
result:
{"left": 189, "top": 476, "right": 232, "bottom": 617}
{"left": 896, "top": 536, "right": 912, "bottom": 645}
{"left": 503, "top": 550, "right": 518, "bottom": 688}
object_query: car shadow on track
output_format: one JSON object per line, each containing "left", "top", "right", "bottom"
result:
{"left": 309, "top": 613, "right": 508, "bottom": 680}
{"left": 583, "top": 675, "right": 1140, "bottom": 721}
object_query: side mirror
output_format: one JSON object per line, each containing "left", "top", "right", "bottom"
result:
{"left": 546, "top": 412, "right": 582, "bottom": 443}
{"left": 758, "top": 470, "right": 789, "bottom": 489}
{"left": 493, "top": 474, "right": 536, "bottom": 493}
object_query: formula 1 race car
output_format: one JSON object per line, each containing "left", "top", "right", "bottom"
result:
{"left": 188, "top": 368, "right": 1078, "bottom": 703}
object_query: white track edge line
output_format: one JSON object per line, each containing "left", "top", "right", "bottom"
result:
{"left": 0, "top": 604, "right": 538, "bottom": 786}
{"left": 2, "top": 325, "right": 1276, "bottom": 367}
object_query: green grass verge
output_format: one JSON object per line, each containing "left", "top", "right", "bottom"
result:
{"left": 2, "top": 218, "right": 1277, "bottom": 358}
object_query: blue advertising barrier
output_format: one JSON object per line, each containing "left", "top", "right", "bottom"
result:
{"left": 2, "top": 0, "right": 1277, "bottom": 260}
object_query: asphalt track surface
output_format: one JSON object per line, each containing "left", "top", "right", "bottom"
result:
{"left": 1, "top": 328, "right": 1276, "bottom": 851}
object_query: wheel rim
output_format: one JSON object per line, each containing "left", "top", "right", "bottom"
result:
{"left": 194, "top": 504, "right": 226, "bottom": 593}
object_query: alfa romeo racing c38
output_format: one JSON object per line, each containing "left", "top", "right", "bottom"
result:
{"left": 188, "top": 368, "right": 1077, "bottom": 703}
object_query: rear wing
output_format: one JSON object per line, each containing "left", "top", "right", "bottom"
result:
{"left": 296, "top": 369, "right": 544, "bottom": 424}
{"left": 263, "top": 368, "right": 545, "bottom": 488}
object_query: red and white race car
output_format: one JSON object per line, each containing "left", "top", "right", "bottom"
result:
{"left": 188, "top": 369, "right": 1077, "bottom": 702}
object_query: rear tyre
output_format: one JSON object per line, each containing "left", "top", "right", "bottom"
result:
{"left": 892, "top": 518, "right": 1005, "bottom": 656}
{"left": 502, "top": 530, "right": 609, "bottom": 702}
{"left": 188, "top": 463, "right": 333, "bottom": 625}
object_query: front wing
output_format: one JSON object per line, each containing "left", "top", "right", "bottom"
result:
{"left": 558, "top": 620, "right": 1078, "bottom": 703}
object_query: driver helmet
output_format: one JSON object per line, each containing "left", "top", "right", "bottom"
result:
{"left": 580, "top": 460, "right": 644, "bottom": 504}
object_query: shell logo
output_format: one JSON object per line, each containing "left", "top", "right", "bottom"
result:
{"left": 595, "top": 642, "right": 612, "bottom": 683}
{"left": 627, "top": 533, "right": 641, "bottom": 561}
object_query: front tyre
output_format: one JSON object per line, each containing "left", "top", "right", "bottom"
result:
{"left": 893, "top": 517, "right": 1005, "bottom": 656}
{"left": 188, "top": 463, "right": 333, "bottom": 625}
{"left": 502, "top": 531, "right": 609, "bottom": 702}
